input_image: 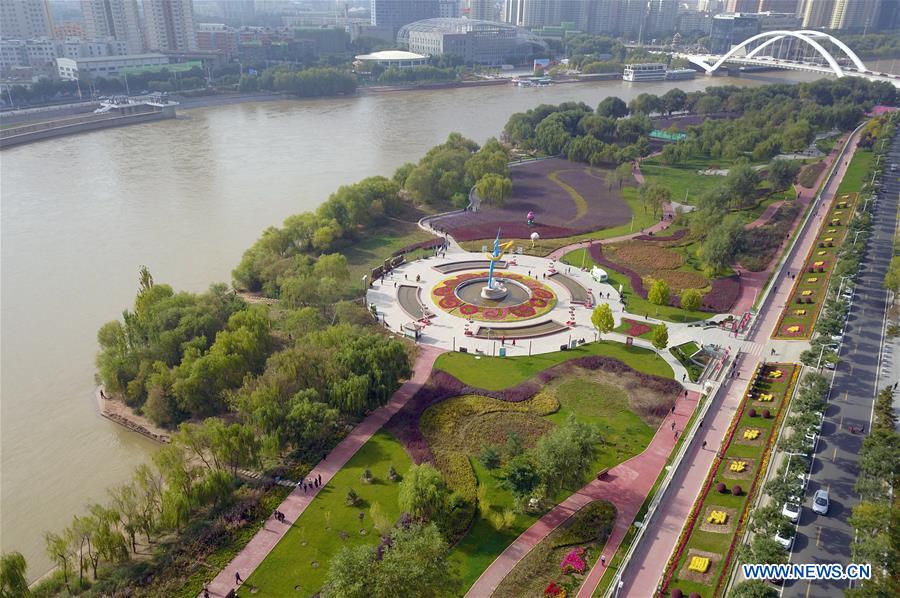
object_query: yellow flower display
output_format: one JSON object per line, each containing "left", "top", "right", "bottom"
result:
{"left": 828, "top": 229, "right": 837, "bottom": 233}
{"left": 708, "top": 510, "right": 728, "bottom": 525}
{"left": 689, "top": 556, "right": 710, "bottom": 573}
{"left": 730, "top": 461, "right": 747, "bottom": 472}
{"left": 801, "top": 290, "right": 813, "bottom": 296}
{"left": 743, "top": 429, "right": 760, "bottom": 440}
{"left": 770, "top": 369, "right": 783, "bottom": 378}
{"left": 817, "top": 251, "right": 827, "bottom": 256}
{"left": 824, "top": 237, "right": 834, "bottom": 243}
{"left": 758, "top": 393, "right": 774, "bottom": 401}
{"left": 786, "top": 325, "right": 801, "bottom": 333}
{"left": 794, "top": 309, "right": 806, "bottom": 315}
{"left": 807, "top": 277, "right": 818, "bottom": 283}
{"left": 813, "top": 261, "right": 825, "bottom": 267}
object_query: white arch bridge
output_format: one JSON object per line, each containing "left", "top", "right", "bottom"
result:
{"left": 679, "top": 30, "right": 900, "bottom": 88}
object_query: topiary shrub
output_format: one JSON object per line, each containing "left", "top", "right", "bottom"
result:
{"left": 672, "top": 589, "right": 684, "bottom": 598}
{"left": 346, "top": 488, "right": 361, "bottom": 507}
{"left": 361, "top": 469, "right": 373, "bottom": 484}
{"left": 748, "top": 408, "right": 757, "bottom": 418}
{"left": 763, "top": 409, "right": 771, "bottom": 419}
{"left": 690, "top": 593, "right": 702, "bottom": 598}
{"left": 716, "top": 482, "right": 727, "bottom": 493}
{"left": 732, "top": 484, "right": 743, "bottom": 496}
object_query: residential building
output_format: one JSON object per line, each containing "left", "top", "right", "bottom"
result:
{"left": 398, "top": 17, "right": 546, "bottom": 65}
{"left": 677, "top": 10, "right": 714, "bottom": 34}
{"left": 469, "top": 0, "right": 496, "bottom": 21}
{"left": 0, "top": 39, "right": 56, "bottom": 71}
{"left": 1, "top": 0, "right": 54, "bottom": 40}
{"left": 56, "top": 53, "right": 169, "bottom": 80}
{"left": 438, "top": 0, "right": 460, "bottom": 18}
{"left": 619, "top": 0, "right": 649, "bottom": 39}
{"left": 709, "top": 12, "right": 760, "bottom": 53}
{"left": 502, "top": 0, "right": 524, "bottom": 25}
{"left": 699, "top": 0, "right": 726, "bottom": 12}
{"left": 520, "top": 0, "right": 557, "bottom": 28}
{"left": 645, "top": 0, "right": 679, "bottom": 37}
{"left": 757, "top": 0, "right": 799, "bottom": 13}
{"left": 81, "top": 0, "right": 144, "bottom": 54}
{"left": 725, "top": 0, "right": 758, "bottom": 11}
{"left": 53, "top": 22, "right": 87, "bottom": 39}
{"left": 757, "top": 11, "right": 802, "bottom": 30}
{"left": 144, "top": 0, "right": 198, "bottom": 52}
{"left": 370, "top": 0, "right": 439, "bottom": 38}
{"left": 800, "top": 0, "right": 835, "bottom": 27}
{"left": 582, "top": 0, "right": 620, "bottom": 35}
{"left": 829, "top": 0, "right": 881, "bottom": 30}
{"left": 195, "top": 23, "right": 239, "bottom": 53}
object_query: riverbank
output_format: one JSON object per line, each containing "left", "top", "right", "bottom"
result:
{"left": 96, "top": 387, "right": 170, "bottom": 444}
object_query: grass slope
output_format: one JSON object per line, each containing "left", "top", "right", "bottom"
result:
{"left": 240, "top": 431, "right": 412, "bottom": 597}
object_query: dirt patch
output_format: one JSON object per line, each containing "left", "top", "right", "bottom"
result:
{"left": 650, "top": 270, "right": 710, "bottom": 292}
{"left": 677, "top": 549, "right": 723, "bottom": 585}
{"left": 431, "top": 158, "right": 632, "bottom": 241}
{"left": 698, "top": 505, "right": 738, "bottom": 534}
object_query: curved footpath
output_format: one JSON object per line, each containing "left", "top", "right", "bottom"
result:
{"left": 204, "top": 345, "right": 443, "bottom": 597}
{"left": 465, "top": 390, "right": 701, "bottom": 597}
{"left": 617, "top": 124, "right": 864, "bottom": 598}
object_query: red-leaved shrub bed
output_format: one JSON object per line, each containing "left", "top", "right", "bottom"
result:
{"left": 385, "top": 356, "right": 682, "bottom": 464}
{"left": 701, "top": 276, "right": 741, "bottom": 313}
{"left": 633, "top": 228, "right": 688, "bottom": 242}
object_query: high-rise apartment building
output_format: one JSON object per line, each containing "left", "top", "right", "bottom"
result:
{"left": 699, "top": 0, "right": 726, "bottom": 13}
{"left": 583, "top": 0, "right": 620, "bottom": 35}
{"left": 725, "top": 0, "right": 758, "bottom": 11}
{"left": 81, "top": 0, "right": 144, "bottom": 54}
{"left": 829, "top": 0, "right": 881, "bottom": 30}
{"left": 469, "top": 0, "right": 495, "bottom": 21}
{"left": 645, "top": 0, "right": 678, "bottom": 37}
{"left": 370, "top": 0, "right": 439, "bottom": 38}
{"left": 619, "top": 0, "right": 648, "bottom": 39}
{"left": 502, "top": 0, "right": 524, "bottom": 25}
{"left": 800, "top": 0, "right": 834, "bottom": 26}
{"left": 757, "top": 0, "right": 799, "bottom": 13}
{"left": 0, "top": 0, "right": 54, "bottom": 40}
{"left": 439, "top": 0, "right": 460, "bottom": 18}
{"left": 710, "top": 12, "right": 760, "bottom": 53}
{"left": 520, "top": 0, "right": 557, "bottom": 27}
{"left": 144, "top": 0, "right": 198, "bottom": 51}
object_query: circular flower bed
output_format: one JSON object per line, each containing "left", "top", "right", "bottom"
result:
{"left": 430, "top": 271, "right": 557, "bottom": 322}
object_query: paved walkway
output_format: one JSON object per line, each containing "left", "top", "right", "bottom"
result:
{"left": 205, "top": 345, "right": 444, "bottom": 597}
{"left": 465, "top": 390, "right": 701, "bottom": 598}
{"left": 619, "top": 125, "right": 864, "bottom": 597}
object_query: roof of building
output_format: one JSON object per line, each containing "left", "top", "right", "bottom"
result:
{"left": 354, "top": 50, "right": 427, "bottom": 61}
{"left": 398, "top": 17, "right": 517, "bottom": 35}
{"left": 68, "top": 53, "right": 169, "bottom": 63}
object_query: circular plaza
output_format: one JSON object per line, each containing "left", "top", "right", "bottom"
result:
{"left": 366, "top": 248, "right": 623, "bottom": 355}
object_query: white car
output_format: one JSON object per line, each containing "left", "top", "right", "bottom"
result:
{"left": 813, "top": 489, "right": 830, "bottom": 515}
{"left": 830, "top": 332, "right": 844, "bottom": 343}
{"left": 782, "top": 501, "right": 802, "bottom": 522}
{"left": 774, "top": 530, "right": 794, "bottom": 549}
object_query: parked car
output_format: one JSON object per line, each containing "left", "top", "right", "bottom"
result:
{"left": 813, "top": 489, "right": 830, "bottom": 515}
{"left": 774, "top": 530, "right": 794, "bottom": 549}
{"left": 782, "top": 501, "right": 802, "bottom": 522}
{"left": 830, "top": 332, "right": 844, "bottom": 342}
{"left": 824, "top": 361, "right": 836, "bottom": 370}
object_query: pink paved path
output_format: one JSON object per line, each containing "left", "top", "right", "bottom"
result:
{"left": 730, "top": 136, "right": 848, "bottom": 315}
{"left": 619, "top": 126, "right": 863, "bottom": 598}
{"left": 205, "top": 345, "right": 444, "bottom": 597}
{"left": 465, "top": 391, "right": 701, "bottom": 598}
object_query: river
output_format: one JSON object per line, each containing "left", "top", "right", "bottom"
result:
{"left": 0, "top": 66, "right": 870, "bottom": 579}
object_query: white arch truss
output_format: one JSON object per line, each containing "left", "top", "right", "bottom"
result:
{"left": 690, "top": 30, "right": 868, "bottom": 78}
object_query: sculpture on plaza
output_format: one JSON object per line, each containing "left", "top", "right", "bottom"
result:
{"left": 482, "top": 229, "right": 514, "bottom": 300}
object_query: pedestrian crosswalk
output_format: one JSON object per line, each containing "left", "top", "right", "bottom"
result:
{"left": 742, "top": 340, "right": 765, "bottom": 357}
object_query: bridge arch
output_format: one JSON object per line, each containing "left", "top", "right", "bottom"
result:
{"left": 690, "top": 30, "right": 868, "bottom": 78}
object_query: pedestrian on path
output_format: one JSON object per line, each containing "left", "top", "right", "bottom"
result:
{"left": 235, "top": 571, "right": 243, "bottom": 585}
{"left": 699, "top": 420, "right": 703, "bottom": 428}
{"left": 702, "top": 440, "right": 707, "bottom": 449}
{"left": 318, "top": 473, "right": 322, "bottom": 485}
{"left": 601, "top": 555, "right": 606, "bottom": 567}
{"left": 671, "top": 421, "right": 676, "bottom": 431}
{"left": 683, "top": 374, "right": 686, "bottom": 381}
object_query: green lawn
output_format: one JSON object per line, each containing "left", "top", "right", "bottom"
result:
{"left": 434, "top": 340, "right": 674, "bottom": 390}
{"left": 671, "top": 342, "right": 703, "bottom": 383}
{"left": 836, "top": 148, "right": 875, "bottom": 196}
{"left": 614, "top": 318, "right": 656, "bottom": 340}
{"left": 639, "top": 156, "right": 745, "bottom": 205}
{"left": 561, "top": 249, "right": 711, "bottom": 323}
{"left": 240, "top": 431, "right": 412, "bottom": 597}
{"left": 342, "top": 220, "right": 436, "bottom": 281}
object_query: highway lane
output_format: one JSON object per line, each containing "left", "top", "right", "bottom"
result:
{"left": 782, "top": 133, "right": 900, "bottom": 597}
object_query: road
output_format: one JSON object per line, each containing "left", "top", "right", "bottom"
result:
{"left": 783, "top": 134, "right": 900, "bottom": 597}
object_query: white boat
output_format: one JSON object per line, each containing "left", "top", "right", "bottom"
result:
{"left": 623, "top": 63, "right": 667, "bottom": 82}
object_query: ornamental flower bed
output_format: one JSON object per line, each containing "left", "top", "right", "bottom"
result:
{"left": 620, "top": 318, "right": 653, "bottom": 337}
{"left": 773, "top": 192, "right": 858, "bottom": 339}
{"left": 661, "top": 363, "right": 799, "bottom": 597}
{"left": 430, "top": 271, "right": 557, "bottom": 322}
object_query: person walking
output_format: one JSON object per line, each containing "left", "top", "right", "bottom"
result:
{"left": 235, "top": 571, "right": 243, "bottom": 585}
{"left": 671, "top": 421, "right": 676, "bottom": 431}
{"left": 702, "top": 440, "right": 707, "bottom": 450}
{"left": 318, "top": 473, "right": 322, "bottom": 485}
{"left": 601, "top": 554, "right": 606, "bottom": 567}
